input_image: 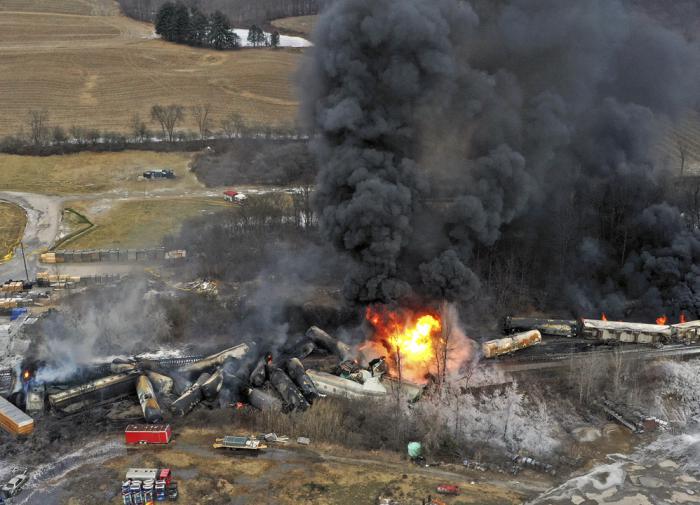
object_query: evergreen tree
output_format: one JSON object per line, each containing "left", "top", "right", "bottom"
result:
{"left": 173, "top": 2, "right": 191, "bottom": 43}
{"left": 270, "top": 31, "right": 280, "bottom": 48}
{"left": 208, "top": 11, "right": 239, "bottom": 50}
{"left": 247, "top": 25, "right": 266, "bottom": 47}
{"left": 188, "top": 7, "right": 208, "bottom": 46}
{"left": 154, "top": 1, "right": 178, "bottom": 42}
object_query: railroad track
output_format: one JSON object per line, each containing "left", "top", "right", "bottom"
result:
{"left": 486, "top": 342, "right": 700, "bottom": 373}
{"left": 89, "top": 355, "right": 205, "bottom": 375}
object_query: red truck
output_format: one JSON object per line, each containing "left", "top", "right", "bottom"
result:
{"left": 125, "top": 424, "right": 172, "bottom": 445}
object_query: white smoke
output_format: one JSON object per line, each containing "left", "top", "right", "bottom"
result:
{"left": 34, "top": 280, "right": 170, "bottom": 383}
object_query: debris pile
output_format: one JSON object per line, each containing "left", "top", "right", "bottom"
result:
{"left": 26, "top": 325, "right": 417, "bottom": 423}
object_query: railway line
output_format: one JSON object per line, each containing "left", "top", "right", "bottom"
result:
{"left": 485, "top": 338, "right": 700, "bottom": 373}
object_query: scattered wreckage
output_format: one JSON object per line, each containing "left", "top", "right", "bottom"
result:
{"left": 594, "top": 398, "right": 668, "bottom": 434}
{"left": 7, "top": 326, "right": 422, "bottom": 430}
{"left": 1, "top": 471, "right": 29, "bottom": 500}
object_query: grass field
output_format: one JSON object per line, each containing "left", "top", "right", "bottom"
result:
{"left": 61, "top": 196, "right": 229, "bottom": 249}
{"left": 0, "top": 151, "right": 201, "bottom": 195}
{"left": 0, "top": 201, "right": 27, "bottom": 259}
{"left": 272, "top": 15, "right": 317, "bottom": 36}
{"left": 0, "top": 0, "right": 302, "bottom": 136}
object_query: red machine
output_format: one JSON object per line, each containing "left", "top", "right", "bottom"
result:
{"left": 124, "top": 424, "right": 172, "bottom": 445}
{"left": 436, "top": 484, "right": 461, "bottom": 495}
{"left": 158, "top": 468, "right": 172, "bottom": 485}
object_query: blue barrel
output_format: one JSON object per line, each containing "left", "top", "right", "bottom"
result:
{"left": 10, "top": 307, "right": 27, "bottom": 321}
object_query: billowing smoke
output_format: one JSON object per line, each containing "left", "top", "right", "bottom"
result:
{"left": 304, "top": 0, "right": 700, "bottom": 319}
{"left": 32, "top": 280, "right": 170, "bottom": 383}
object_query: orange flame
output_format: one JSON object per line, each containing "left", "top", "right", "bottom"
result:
{"left": 364, "top": 306, "right": 441, "bottom": 382}
{"left": 601, "top": 313, "right": 608, "bottom": 321}
{"left": 656, "top": 315, "right": 668, "bottom": 325}
{"left": 22, "top": 370, "right": 30, "bottom": 381}
{"left": 680, "top": 312, "right": 687, "bottom": 324}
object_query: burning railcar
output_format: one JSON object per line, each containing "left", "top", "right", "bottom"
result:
{"left": 578, "top": 319, "right": 672, "bottom": 345}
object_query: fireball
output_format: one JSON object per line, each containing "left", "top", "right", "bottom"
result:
{"left": 364, "top": 306, "right": 442, "bottom": 382}
{"left": 656, "top": 315, "right": 668, "bottom": 325}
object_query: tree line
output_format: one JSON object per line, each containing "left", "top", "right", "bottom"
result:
{"left": 118, "top": 0, "right": 318, "bottom": 27}
{"left": 0, "top": 106, "right": 306, "bottom": 154}
{"left": 155, "top": 2, "right": 280, "bottom": 50}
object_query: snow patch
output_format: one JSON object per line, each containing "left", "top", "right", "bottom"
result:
{"left": 232, "top": 28, "right": 311, "bottom": 48}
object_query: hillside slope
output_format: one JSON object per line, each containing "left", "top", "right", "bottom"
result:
{"left": 0, "top": 0, "right": 302, "bottom": 136}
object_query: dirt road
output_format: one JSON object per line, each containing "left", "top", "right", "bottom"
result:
{"left": 0, "top": 192, "right": 62, "bottom": 280}
{"left": 0, "top": 184, "right": 296, "bottom": 280}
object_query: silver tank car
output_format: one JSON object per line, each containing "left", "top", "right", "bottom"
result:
{"left": 170, "top": 372, "right": 210, "bottom": 416}
{"left": 305, "top": 326, "right": 351, "bottom": 360}
{"left": 200, "top": 368, "right": 223, "bottom": 400}
{"left": 245, "top": 387, "right": 283, "bottom": 412}
{"left": 136, "top": 375, "right": 163, "bottom": 424}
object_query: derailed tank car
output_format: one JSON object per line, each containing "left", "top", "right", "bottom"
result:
{"left": 482, "top": 330, "right": 542, "bottom": 358}
{"left": 48, "top": 373, "right": 138, "bottom": 414}
{"left": 578, "top": 319, "right": 671, "bottom": 345}
{"left": 671, "top": 320, "right": 700, "bottom": 344}
{"left": 504, "top": 317, "right": 576, "bottom": 337}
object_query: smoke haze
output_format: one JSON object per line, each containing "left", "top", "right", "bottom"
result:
{"left": 304, "top": 0, "right": 700, "bottom": 319}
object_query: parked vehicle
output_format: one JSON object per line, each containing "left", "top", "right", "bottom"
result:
{"left": 223, "top": 190, "right": 247, "bottom": 203}
{"left": 167, "top": 482, "right": 178, "bottom": 501}
{"left": 1, "top": 473, "right": 28, "bottom": 497}
{"left": 123, "top": 469, "right": 176, "bottom": 503}
{"left": 436, "top": 484, "right": 460, "bottom": 495}
{"left": 143, "top": 169, "right": 175, "bottom": 180}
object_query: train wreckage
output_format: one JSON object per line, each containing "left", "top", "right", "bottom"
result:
{"left": 1, "top": 327, "right": 424, "bottom": 431}
{"left": 2, "top": 313, "right": 700, "bottom": 435}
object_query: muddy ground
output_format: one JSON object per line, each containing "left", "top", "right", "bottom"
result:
{"left": 3, "top": 408, "right": 550, "bottom": 505}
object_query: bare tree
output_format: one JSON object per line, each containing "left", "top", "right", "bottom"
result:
{"left": 677, "top": 136, "right": 689, "bottom": 177}
{"left": 130, "top": 113, "right": 149, "bottom": 143}
{"left": 191, "top": 103, "right": 211, "bottom": 140}
{"left": 27, "top": 109, "right": 49, "bottom": 146}
{"left": 69, "top": 125, "right": 86, "bottom": 145}
{"left": 220, "top": 112, "right": 245, "bottom": 139}
{"left": 150, "top": 104, "right": 184, "bottom": 142}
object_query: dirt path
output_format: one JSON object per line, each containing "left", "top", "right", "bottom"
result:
{"left": 0, "top": 184, "right": 297, "bottom": 280}
{"left": 0, "top": 192, "right": 63, "bottom": 280}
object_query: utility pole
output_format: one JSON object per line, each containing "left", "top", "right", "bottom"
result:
{"left": 20, "top": 241, "right": 29, "bottom": 282}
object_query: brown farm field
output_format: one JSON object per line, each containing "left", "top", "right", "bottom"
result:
{"left": 0, "top": 200, "right": 27, "bottom": 259}
{"left": 0, "top": 151, "right": 200, "bottom": 195}
{"left": 272, "top": 15, "right": 318, "bottom": 36}
{"left": 0, "top": 0, "right": 302, "bottom": 136}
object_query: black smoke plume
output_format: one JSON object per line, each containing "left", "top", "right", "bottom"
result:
{"left": 304, "top": 0, "right": 700, "bottom": 320}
